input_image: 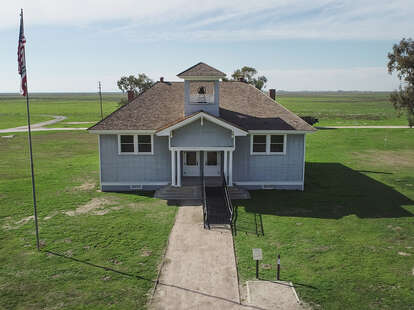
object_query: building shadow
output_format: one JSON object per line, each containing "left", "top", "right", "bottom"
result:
{"left": 237, "top": 163, "right": 414, "bottom": 219}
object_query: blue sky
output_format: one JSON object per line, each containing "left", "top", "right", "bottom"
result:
{"left": 1, "top": 0, "right": 413, "bottom": 92}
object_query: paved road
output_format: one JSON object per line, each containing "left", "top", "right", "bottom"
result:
{"left": 0, "top": 115, "right": 87, "bottom": 133}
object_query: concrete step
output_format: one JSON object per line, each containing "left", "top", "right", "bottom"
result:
{"left": 228, "top": 187, "right": 251, "bottom": 200}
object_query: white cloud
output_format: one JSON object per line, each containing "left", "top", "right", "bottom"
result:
{"left": 3, "top": 0, "right": 414, "bottom": 41}
{"left": 262, "top": 67, "right": 400, "bottom": 91}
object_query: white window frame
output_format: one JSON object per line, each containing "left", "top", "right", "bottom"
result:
{"left": 250, "top": 134, "right": 287, "bottom": 155}
{"left": 118, "top": 134, "right": 154, "bottom": 155}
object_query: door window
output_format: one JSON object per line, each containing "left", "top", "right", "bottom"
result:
{"left": 206, "top": 152, "right": 218, "bottom": 166}
{"left": 186, "top": 152, "right": 197, "bottom": 166}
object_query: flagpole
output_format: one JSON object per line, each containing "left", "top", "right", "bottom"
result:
{"left": 25, "top": 88, "right": 40, "bottom": 251}
{"left": 20, "top": 9, "right": 40, "bottom": 251}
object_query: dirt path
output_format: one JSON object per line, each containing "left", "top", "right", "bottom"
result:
{"left": 0, "top": 115, "right": 88, "bottom": 133}
{"left": 316, "top": 125, "right": 411, "bottom": 129}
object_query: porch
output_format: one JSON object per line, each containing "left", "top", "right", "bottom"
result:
{"left": 154, "top": 177, "right": 250, "bottom": 201}
{"left": 170, "top": 149, "right": 234, "bottom": 187}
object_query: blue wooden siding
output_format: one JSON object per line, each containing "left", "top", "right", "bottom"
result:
{"left": 233, "top": 134, "right": 305, "bottom": 183}
{"left": 100, "top": 135, "right": 171, "bottom": 185}
{"left": 170, "top": 119, "right": 233, "bottom": 147}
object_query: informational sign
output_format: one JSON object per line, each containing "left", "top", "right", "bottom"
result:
{"left": 252, "top": 248, "right": 263, "bottom": 261}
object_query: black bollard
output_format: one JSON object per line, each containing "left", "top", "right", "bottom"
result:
{"left": 277, "top": 254, "right": 281, "bottom": 280}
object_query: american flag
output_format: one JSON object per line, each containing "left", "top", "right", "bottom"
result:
{"left": 18, "top": 9, "right": 27, "bottom": 97}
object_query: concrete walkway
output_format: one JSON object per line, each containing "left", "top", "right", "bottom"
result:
{"left": 316, "top": 125, "right": 411, "bottom": 129}
{"left": 0, "top": 115, "right": 87, "bottom": 133}
{"left": 151, "top": 206, "right": 255, "bottom": 310}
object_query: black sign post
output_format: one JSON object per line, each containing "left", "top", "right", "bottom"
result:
{"left": 252, "top": 248, "right": 263, "bottom": 279}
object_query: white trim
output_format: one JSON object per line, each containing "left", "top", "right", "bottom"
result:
{"left": 234, "top": 181, "right": 304, "bottom": 186}
{"left": 248, "top": 130, "right": 313, "bottom": 135}
{"left": 89, "top": 130, "right": 156, "bottom": 135}
{"left": 302, "top": 134, "right": 306, "bottom": 191}
{"left": 98, "top": 135, "right": 102, "bottom": 191}
{"left": 118, "top": 134, "right": 154, "bottom": 155}
{"left": 170, "top": 146, "right": 234, "bottom": 151}
{"left": 223, "top": 151, "right": 228, "bottom": 183}
{"left": 179, "top": 76, "right": 223, "bottom": 81}
{"left": 171, "top": 150, "right": 176, "bottom": 186}
{"left": 229, "top": 151, "right": 233, "bottom": 186}
{"left": 101, "top": 182, "right": 169, "bottom": 186}
{"left": 250, "top": 134, "right": 287, "bottom": 155}
{"left": 177, "top": 150, "right": 181, "bottom": 187}
{"left": 156, "top": 112, "right": 248, "bottom": 137}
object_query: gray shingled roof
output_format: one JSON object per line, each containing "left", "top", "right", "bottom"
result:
{"left": 88, "top": 81, "right": 315, "bottom": 132}
{"left": 177, "top": 62, "right": 226, "bottom": 78}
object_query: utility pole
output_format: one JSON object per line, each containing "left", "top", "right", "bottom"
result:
{"left": 98, "top": 81, "right": 103, "bottom": 120}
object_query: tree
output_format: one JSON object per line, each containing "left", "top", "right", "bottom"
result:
{"left": 230, "top": 66, "right": 268, "bottom": 90}
{"left": 387, "top": 38, "right": 414, "bottom": 128}
{"left": 117, "top": 73, "right": 154, "bottom": 101}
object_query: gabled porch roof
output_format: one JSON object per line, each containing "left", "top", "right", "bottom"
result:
{"left": 156, "top": 111, "right": 248, "bottom": 137}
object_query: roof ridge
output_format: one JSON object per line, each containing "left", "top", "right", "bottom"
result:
{"left": 177, "top": 62, "right": 226, "bottom": 77}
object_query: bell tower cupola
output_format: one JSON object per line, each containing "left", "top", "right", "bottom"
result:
{"left": 177, "top": 62, "right": 226, "bottom": 117}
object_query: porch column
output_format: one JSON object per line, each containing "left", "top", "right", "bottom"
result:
{"left": 171, "top": 150, "right": 176, "bottom": 186}
{"left": 177, "top": 150, "right": 182, "bottom": 187}
{"left": 229, "top": 151, "right": 233, "bottom": 186}
{"left": 223, "top": 151, "right": 228, "bottom": 183}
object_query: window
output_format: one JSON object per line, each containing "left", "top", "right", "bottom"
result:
{"left": 252, "top": 135, "right": 267, "bottom": 153}
{"left": 185, "top": 152, "right": 198, "bottom": 166}
{"left": 120, "top": 135, "right": 135, "bottom": 153}
{"left": 118, "top": 134, "right": 153, "bottom": 155}
{"left": 206, "top": 152, "right": 218, "bottom": 166}
{"left": 270, "top": 135, "right": 284, "bottom": 153}
{"left": 138, "top": 135, "right": 152, "bottom": 153}
{"left": 251, "top": 134, "right": 286, "bottom": 155}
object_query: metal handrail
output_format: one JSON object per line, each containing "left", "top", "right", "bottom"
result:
{"left": 222, "top": 173, "right": 234, "bottom": 228}
{"left": 201, "top": 163, "right": 209, "bottom": 229}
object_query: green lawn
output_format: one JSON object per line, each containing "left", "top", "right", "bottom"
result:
{"left": 0, "top": 92, "right": 408, "bottom": 131}
{"left": 233, "top": 128, "right": 414, "bottom": 309}
{"left": 0, "top": 131, "right": 176, "bottom": 309}
{"left": 277, "top": 92, "right": 408, "bottom": 126}
{"left": 0, "top": 93, "right": 122, "bottom": 129}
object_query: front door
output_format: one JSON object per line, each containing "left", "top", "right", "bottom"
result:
{"left": 204, "top": 151, "right": 221, "bottom": 176}
{"left": 183, "top": 151, "right": 200, "bottom": 176}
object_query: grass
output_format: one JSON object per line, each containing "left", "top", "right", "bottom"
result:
{"left": 0, "top": 93, "right": 122, "bottom": 129}
{"left": 277, "top": 92, "right": 408, "bottom": 126}
{"left": 0, "top": 131, "right": 176, "bottom": 309}
{"left": 0, "top": 92, "right": 408, "bottom": 130}
{"left": 233, "top": 128, "right": 414, "bottom": 309}
{"left": 1, "top": 93, "right": 413, "bottom": 309}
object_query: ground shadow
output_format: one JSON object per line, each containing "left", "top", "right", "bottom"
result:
{"left": 44, "top": 250, "right": 266, "bottom": 310}
{"left": 237, "top": 163, "right": 414, "bottom": 219}
{"left": 233, "top": 211, "right": 264, "bottom": 236}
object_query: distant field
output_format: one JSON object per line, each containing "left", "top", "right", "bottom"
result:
{"left": 0, "top": 91, "right": 408, "bottom": 130}
{"left": 0, "top": 93, "right": 122, "bottom": 129}
{"left": 276, "top": 91, "right": 406, "bottom": 126}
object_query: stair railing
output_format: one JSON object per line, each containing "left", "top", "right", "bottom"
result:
{"left": 201, "top": 160, "right": 209, "bottom": 229}
{"left": 222, "top": 173, "right": 235, "bottom": 231}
